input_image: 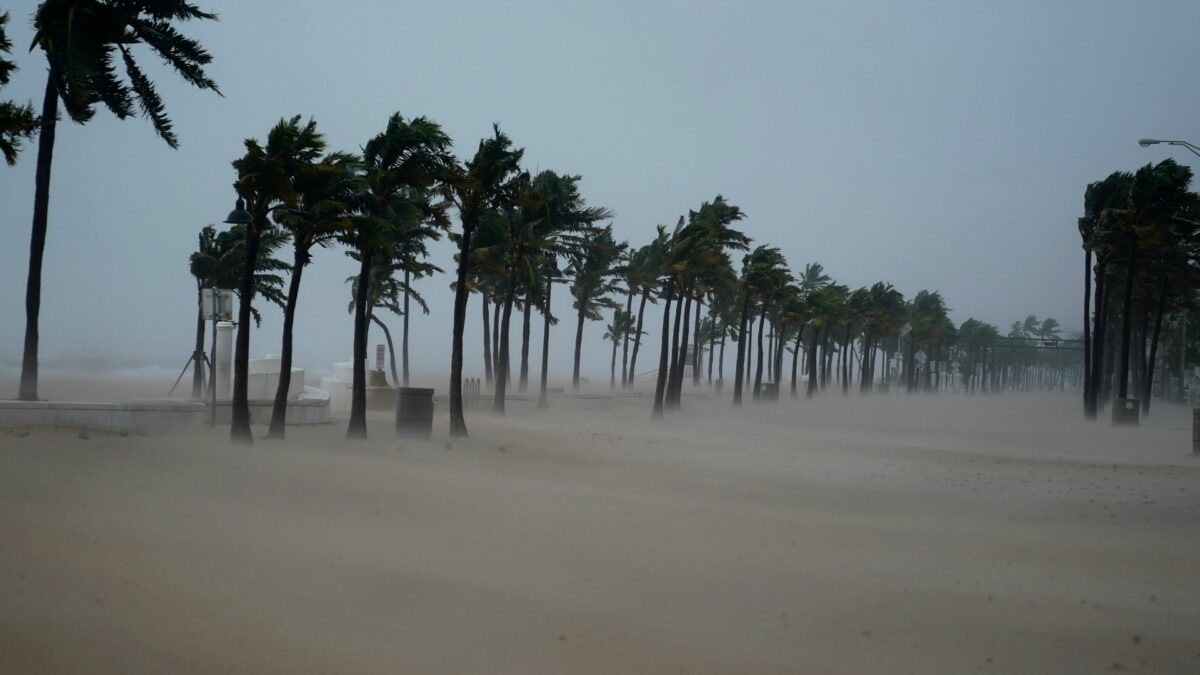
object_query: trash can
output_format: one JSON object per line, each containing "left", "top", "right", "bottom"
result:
{"left": 1112, "top": 398, "right": 1140, "bottom": 426}
{"left": 395, "top": 387, "right": 434, "bottom": 439}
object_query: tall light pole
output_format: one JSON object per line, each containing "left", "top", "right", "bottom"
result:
{"left": 1138, "top": 138, "right": 1200, "bottom": 158}
{"left": 1139, "top": 138, "right": 1198, "bottom": 402}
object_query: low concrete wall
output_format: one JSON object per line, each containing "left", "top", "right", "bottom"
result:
{"left": 0, "top": 399, "right": 205, "bottom": 433}
{"left": 207, "top": 398, "right": 331, "bottom": 425}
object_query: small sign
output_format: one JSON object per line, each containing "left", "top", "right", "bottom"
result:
{"left": 914, "top": 350, "right": 927, "bottom": 365}
{"left": 201, "top": 289, "right": 235, "bottom": 321}
{"left": 376, "top": 345, "right": 385, "bottom": 371}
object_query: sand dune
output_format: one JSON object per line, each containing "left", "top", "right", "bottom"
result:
{"left": 1, "top": 390, "right": 1197, "bottom": 673}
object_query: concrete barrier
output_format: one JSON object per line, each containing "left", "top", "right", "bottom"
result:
{"left": 0, "top": 399, "right": 205, "bottom": 433}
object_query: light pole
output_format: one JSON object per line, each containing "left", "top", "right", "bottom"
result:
{"left": 1137, "top": 137, "right": 1195, "bottom": 413}
{"left": 1138, "top": 138, "right": 1200, "bottom": 159}
{"left": 537, "top": 255, "right": 561, "bottom": 409}
{"left": 214, "top": 196, "right": 253, "bottom": 425}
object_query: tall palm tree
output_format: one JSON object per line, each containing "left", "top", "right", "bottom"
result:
{"left": 20, "top": 0, "right": 220, "bottom": 401}
{"left": 0, "top": 11, "right": 37, "bottom": 165}
{"left": 267, "top": 147, "right": 359, "bottom": 438}
{"left": 567, "top": 224, "right": 627, "bottom": 390}
{"left": 627, "top": 228, "right": 668, "bottom": 389}
{"left": 229, "top": 117, "right": 325, "bottom": 443}
{"left": 444, "top": 125, "right": 526, "bottom": 437}
{"left": 344, "top": 113, "right": 452, "bottom": 439}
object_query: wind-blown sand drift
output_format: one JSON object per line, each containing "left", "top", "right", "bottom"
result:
{"left": 1, "top": 392, "right": 1197, "bottom": 673}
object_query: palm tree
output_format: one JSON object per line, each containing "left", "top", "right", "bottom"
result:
{"left": 566, "top": 224, "right": 627, "bottom": 391}
{"left": 229, "top": 117, "right": 325, "bottom": 443}
{"left": 188, "top": 223, "right": 289, "bottom": 397}
{"left": 0, "top": 12, "right": 37, "bottom": 165}
{"left": 604, "top": 309, "right": 636, "bottom": 388}
{"left": 20, "top": 0, "right": 220, "bottom": 401}
{"left": 626, "top": 228, "right": 668, "bottom": 390}
{"left": 344, "top": 113, "right": 452, "bottom": 439}
{"left": 733, "top": 246, "right": 788, "bottom": 405}
{"left": 266, "top": 147, "right": 359, "bottom": 438}
{"left": 444, "top": 125, "right": 526, "bottom": 437}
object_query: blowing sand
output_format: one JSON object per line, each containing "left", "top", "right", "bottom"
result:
{"left": 1, "top": 390, "right": 1197, "bottom": 673}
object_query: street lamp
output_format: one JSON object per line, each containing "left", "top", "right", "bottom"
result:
{"left": 537, "top": 254, "right": 562, "bottom": 409}
{"left": 1139, "top": 138, "right": 1197, "bottom": 412}
{"left": 224, "top": 195, "right": 253, "bottom": 226}
{"left": 1138, "top": 138, "right": 1200, "bottom": 159}
{"left": 207, "top": 195, "right": 253, "bottom": 425}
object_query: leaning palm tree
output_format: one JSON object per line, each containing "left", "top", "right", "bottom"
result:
{"left": 188, "top": 223, "right": 289, "bottom": 399}
{"left": 344, "top": 113, "right": 452, "bottom": 439}
{"left": 266, "top": 147, "right": 360, "bottom": 438}
{"left": 603, "top": 309, "right": 636, "bottom": 388}
{"left": 0, "top": 12, "right": 37, "bottom": 165}
{"left": 228, "top": 117, "right": 324, "bottom": 443}
{"left": 443, "top": 125, "right": 526, "bottom": 437}
{"left": 566, "top": 224, "right": 627, "bottom": 391}
{"left": 20, "top": 0, "right": 220, "bottom": 401}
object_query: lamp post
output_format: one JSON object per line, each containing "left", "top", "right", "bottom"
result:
{"left": 213, "top": 196, "right": 253, "bottom": 425}
{"left": 537, "top": 255, "right": 561, "bottom": 409}
{"left": 1140, "top": 139, "right": 1197, "bottom": 439}
{"left": 1138, "top": 138, "right": 1200, "bottom": 159}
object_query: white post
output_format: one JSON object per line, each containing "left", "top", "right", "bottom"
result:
{"left": 215, "top": 321, "right": 235, "bottom": 400}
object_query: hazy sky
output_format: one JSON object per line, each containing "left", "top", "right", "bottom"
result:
{"left": 2, "top": 0, "right": 1199, "bottom": 385}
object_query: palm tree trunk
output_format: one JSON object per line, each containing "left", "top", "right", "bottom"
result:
{"left": 494, "top": 277, "right": 517, "bottom": 414}
{"left": 268, "top": 247, "right": 307, "bottom": 438}
{"left": 372, "top": 314, "right": 399, "bottom": 387}
{"left": 707, "top": 321, "right": 716, "bottom": 383}
{"left": 1088, "top": 260, "right": 1107, "bottom": 416}
{"left": 621, "top": 288, "right": 635, "bottom": 387}
{"left": 753, "top": 306, "right": 766, "bottom": 400}
{"left": 538, "top": 279, "right": 553, "bottom": 409}
{"left": 629, "top": 290, "right": 649, "bottom": 389}
{"left": 669, "top": 292, "right": 693, "bottom": 409}
{"left": 347, "top": 251, "right": 373, "bottom": 439}
{"left": 666, "top": 286, "right": 685, "bottom": 407}
{"left": 652, "top": 281, "right": 675, "bottom": 418}
{"left": 572, "top": 305, "right": 586, "bottom": 391}
{"left": 230, "top": 215, "right": 263, "bottom": 444}
{"left": 692, "top": 297, "right": 702, "bottom": 386}
{"left": 733, "top": 289, "right": 750, "bottom": 406}
{"left": 19, "top": 76, "right": 59, "bottom": 402}
{"left": 806, "top": 326, "right": 819, "bottom": 398}
{"left": 519, "top": 296, "right": 532, "bottom": 392}
{"left": 1082, "top": 249, "right": 1091, "bottom": 415}
{"left": 842, "top": 326, "right": 852, "bottom": 394}
{"left": 481, "top": 293, "right": 493, "bottom": 386}
{"left": 492, "top": 300, "right": 503, "bottom": 385}
{"left": 1142, "top": 274, "right": 1169, "bottom": 414}
{"left": 192, "top": 286, "right": 206, "bottom": 399}
{"left": 449, "top": 222, "right": 474, "bottom": 438}
{"left": 791, "top": 326, "right": 802, "bottom": 397}
{"left": 718, "top": 333, "right": 726, "bottom": 383}
{"left": 1118, "top": 239, "right": 1137, "bottom": 399}
{"left": 610, "top": 335, "right": 618, "bottom": 388}
{"left": 402, "top": 268, "right": 411, "bottom": 386}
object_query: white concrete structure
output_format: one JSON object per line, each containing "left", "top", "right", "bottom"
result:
{"left": 0, "top": 399, "right": 205, "bottom": 433}
{"left": 321, "top": 361, "right": 356, "bottom": 415}
{"left": 215, "top": 321, "right": 234, "bottom": 399}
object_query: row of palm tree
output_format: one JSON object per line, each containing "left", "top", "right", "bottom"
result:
{"left": 1078, "top": 159, "right": 1200, "bottom": 418}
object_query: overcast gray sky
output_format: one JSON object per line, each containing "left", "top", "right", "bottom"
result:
{"left": 2, "top": 0, "right": 1199, "bottom": 385}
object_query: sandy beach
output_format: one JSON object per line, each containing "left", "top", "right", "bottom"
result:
{"left": 1, "top": 390, "right": 1197, "bottom": 674}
